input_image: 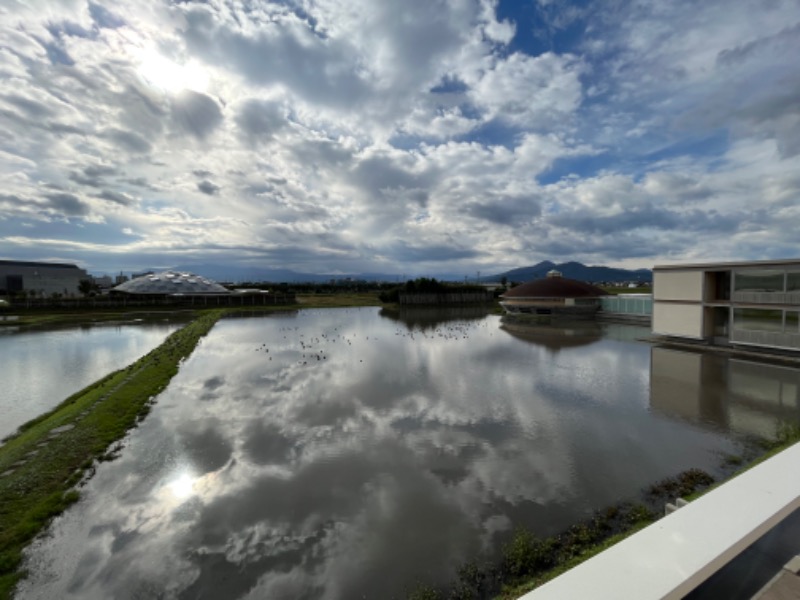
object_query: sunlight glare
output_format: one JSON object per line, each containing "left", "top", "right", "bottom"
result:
{"left": 167, "top": 472, "right": 196, "bottom": 500}
{"left": 137, "top": 49, "right": 208, "bottom": 94}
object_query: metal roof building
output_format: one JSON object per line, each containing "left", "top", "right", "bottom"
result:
{"left": 111, "top": 271, "right": 230, "bottom": 296}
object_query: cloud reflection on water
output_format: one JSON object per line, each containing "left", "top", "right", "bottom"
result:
{"left": 20, "top": 308, "right": 773, "bottom": 600}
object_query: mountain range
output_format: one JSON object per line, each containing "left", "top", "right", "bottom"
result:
{"left": 490, "top": 261, "right": 652, "bottom": 283}
{"left": 126, "top": 261, "right": 651, "bottom": 284}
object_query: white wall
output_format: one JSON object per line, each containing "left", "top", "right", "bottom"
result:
{"left": 653, "top": 303, "right": 704, "bottom": 338}
{"left": 653, "top": 271, "right": 703, "bottom": 302}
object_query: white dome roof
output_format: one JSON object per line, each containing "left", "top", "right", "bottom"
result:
{"left": 112, "top": 271, "right": 230, "bottom": 295}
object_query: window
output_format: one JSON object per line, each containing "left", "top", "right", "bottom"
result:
{"left": 787, "top": 272, "right": 800, "bottom": 292}
{"left": 734, "top": 270, "right": 784, "bottom": 293}
{"left": 733, "top": 308, "right": 783, "bottom": 332}
{"left": 786, "top": 312, "right": 799, "bottom": 333}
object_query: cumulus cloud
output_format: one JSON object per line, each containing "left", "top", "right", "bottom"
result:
{"left": 170, "top": 90, "right": 223, "bottom": 140}
{"left": 0, "top": 0, "right": 798, "bottom": 274}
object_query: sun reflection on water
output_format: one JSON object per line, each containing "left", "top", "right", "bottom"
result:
{"left": 166, "top": 472, "right": 196, "bottom": 500}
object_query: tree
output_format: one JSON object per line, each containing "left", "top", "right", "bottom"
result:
{"left": 78, "top": 279, "right": 99, "bottom": 297}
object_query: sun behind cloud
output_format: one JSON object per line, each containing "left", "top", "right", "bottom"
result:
{"left": 136, "top": 48, "right": 209, "bottom": 94}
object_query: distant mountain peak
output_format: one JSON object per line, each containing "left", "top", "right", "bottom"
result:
{"left": 491, "top": 260, "right": 651, "bottom": 283}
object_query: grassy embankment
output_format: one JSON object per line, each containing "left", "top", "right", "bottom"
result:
{"left": 296, "top": 292, "right": 383, "bottom": 308}
{"left": 0, "top": 310, "right": 224, "bottom": 599}
{"left": 0, "top": 294, "right": 385, "bottom": 598}
{"left": 0, "top": 305, "right": 197, "bottom": 329}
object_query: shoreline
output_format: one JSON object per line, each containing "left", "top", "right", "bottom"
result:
{"left": 1, "top": 300, "right": 798, "bottom": 599}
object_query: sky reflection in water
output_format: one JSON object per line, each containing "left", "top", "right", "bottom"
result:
{"left": 0, "top": 320, "right": 185, "bottom": 440}
{"left": 18, "top": 308, "right": 800, "bottom": 599}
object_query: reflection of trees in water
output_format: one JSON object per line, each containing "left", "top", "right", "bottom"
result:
{"left": 378, "top": 306, "right": 491, "bottom": 331}
{"left": 498, "top": 316, "right": 603, "bottom": 350}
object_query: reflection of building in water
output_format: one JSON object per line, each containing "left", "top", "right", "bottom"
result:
{"left": 650, "top": 347, "right": 800, "bottom": 439}
{"left": 653, "top": 258, "right": 800, "bottom": 352}
{"left": 499, "top": 318, "right": 603, "bottom": 350}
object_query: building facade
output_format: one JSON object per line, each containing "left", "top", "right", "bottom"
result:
{"left": 499, "top": 270, "right": 607, "bottom": 316}
{"left": 653, "top": 259, "right": 800, "bottom": 351}
{"left": 0, "top": 260, "right": 88, "bottom": 297}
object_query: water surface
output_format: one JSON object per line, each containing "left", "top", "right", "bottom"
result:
{"left": 18, "top": 308, "right": 800, "bottom": 599}
{"left": 0, "top": 318, "right": 185, "bottom": 440}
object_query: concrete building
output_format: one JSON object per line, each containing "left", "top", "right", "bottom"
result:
{"left": 499, "top": 270, "right": 607, "bottom": 316}
{"left": 653, "top": 259, "right": 800, "bottom": 352}
{"left": 0, "top": 260, "right": 88, "bottom": 297}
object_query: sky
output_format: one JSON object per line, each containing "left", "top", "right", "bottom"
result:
{"left": 1, "top": 0, "right": 799, "bottom": 277}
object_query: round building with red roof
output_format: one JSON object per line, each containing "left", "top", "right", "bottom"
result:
{"left": 499, "top": 270, "right": 608, "bottom": 316}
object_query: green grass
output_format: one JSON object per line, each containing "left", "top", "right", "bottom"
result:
{"left": 492, "top": 519, "right": 653, "bottom": 600}
{"left": 296, "top": 292, "right": 384, "bottom": 307}
{"left": 0, "top": 310, "right": 224, "bottom": 599}
{"left": 0, "top": 306, "right": 198, "bottom": 329}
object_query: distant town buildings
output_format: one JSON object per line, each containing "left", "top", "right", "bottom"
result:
{"left": 92, "top": 275, "right": 114, "bottom": 288}
{"left": 0, "top": 260, "right": 88, "bottom": 297}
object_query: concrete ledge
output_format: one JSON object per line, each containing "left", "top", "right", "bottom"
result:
{"left": 521, "top": 442, "right": 800, "bottom": 600}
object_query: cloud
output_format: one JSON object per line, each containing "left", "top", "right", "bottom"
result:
{"left": 104, "top": 128, "right": 152, "bottom": 153}
{"left": 170, "top": 90, "right": 223, "bottom": 139}
{"left": 0, "top": 0, "right": 799, "bottom": 275}
{"left": 43, "top": 192, "right": 90, "bottom": 216}
{"left": 234, "top": 98, "right": 287, "bottom": 144}
{"left": 469, "top": 51, "right": 584, "bottom": 127}
{"left": 97, "top": 190, "right": 135, "bottom": 206}
{"left": 197, "top": 180, "right": 220, "bottom": 195}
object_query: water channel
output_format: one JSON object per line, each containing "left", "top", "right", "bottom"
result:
{"left": 0, "top": 318, "right": 187, "bottom": 441}
{"left": 16, "top": 307, "right": 800, "bottom": 599}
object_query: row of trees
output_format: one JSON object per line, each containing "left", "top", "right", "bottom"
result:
{"left": 378, "top": 278, "right": 493, "bottom": 303}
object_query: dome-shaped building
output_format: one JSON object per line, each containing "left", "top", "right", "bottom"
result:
{"left": 499, "top": 270, "right": 608, "bottom": 316}
{"left": 111, "top": 271, "right": 231, "bottom": 297}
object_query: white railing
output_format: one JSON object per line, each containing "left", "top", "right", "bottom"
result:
{"left": 521, "top": 442, "right": 800, "bottom": 600}
{"left": 731, "top": 329, "right": 800, "bottom": 350}
{"left": 733, "top": 291, "right": 786, "bottom": 304}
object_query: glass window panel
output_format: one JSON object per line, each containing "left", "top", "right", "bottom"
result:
{"left": 733, "top": 308, "right": 784, "bottom": 332}
{"left": 734, "top": 270, "right": 785, "bottom": 292}
{"left": 786, "top": 311, "right": 799, "bottom": 332}
{"left": 787, "top": 272, "right": 800, "bottom": 292}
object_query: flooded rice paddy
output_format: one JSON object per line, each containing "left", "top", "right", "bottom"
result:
{"left": 16, "top": 307, "right": 800, "bottom": 599}
{"left": 0, "top": 318, "right": 186, "bottom": 441}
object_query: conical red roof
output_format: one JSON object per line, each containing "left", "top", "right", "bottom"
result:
{"left": 501, "top": 277, "right": 607, "bottom": 299}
